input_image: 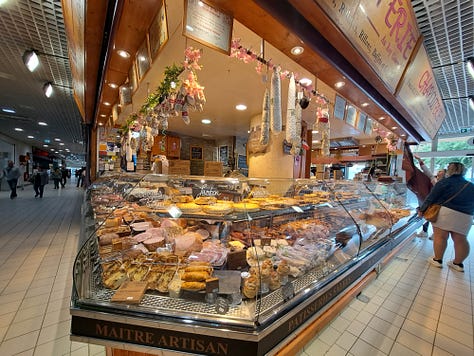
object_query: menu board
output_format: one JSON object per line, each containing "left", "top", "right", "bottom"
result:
{"left": 397, "top": 45, "right": 446, "bottom": 139}
{"left": 317, "top": 0, "right": 420, "bottom": 93}
{"left": 183, "top": 0, "right": 233, "bottom": 54}
{"left": 345, "top": 104, "right": 357, "bottom": 127}
{"left": 357, "top": 112, "right": 367, "bottom": 132}
{"left": 334, "top": 94, "right": 346, "bottom": 120}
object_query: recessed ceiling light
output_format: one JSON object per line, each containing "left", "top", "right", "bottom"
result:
{"left": 100, "top": 114, "right": 106, "bottom": 117}
{"left": 38, "top": 121, "right": 48, "bottom": 126}
{"left": 299, "top": 78, "right": 312, "bottom": 86}
{"left": 201, "top": 119, "right": 211, "bottom": 124}
{"left": 27, "top": 135, "right": 34, "bottom": 139}
{"left": 117, "top": 50, "right": 130, "bottom": 58}
{"left": 334, "top": 81, "right": 345, "bottom": 89}
{"left": 43, "top": 144, "right": 49, "bottom": 147}
{"left": 98, "top": 122, "right": 103, "bottom": 126}
{"left": 103, "top": 102, "right": 111, "bottom": 106}
{"left": 312, "top": 130, "right": 319, "bottom": 134}
{"left": 59, "top": 142, "right": 65, "bottom": 146}
{"left": 2, "top": 108, "right": 15, "bottom": 113}
{"left": 401, "top": 134, "right": 406, "bottom": 136}
{"left": 290, "top": 46, "right": 304, "bottom": 55}
{"left": 14, "top": 128, "right": 23, "bottom": 131}
{"left": 54, "top": 138, "right": 61, "bottom": 141}
{"left": 361, "top": 102, "right": 369, "bottom": 107}
{"left": 391, "top": 126, "right": 398, "bottom": 130}
{"left": 235, "top": 104, "right": 247, "bottom": 111}
{"left": 108, "top": 83, "right": 118, "bottom": 89}
{"left": 378, "top": 116, "right": 385, "bottom": 120}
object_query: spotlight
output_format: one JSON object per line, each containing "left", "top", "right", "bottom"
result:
{"left": 23, "top": 50, "right": 39, "bottom": 72}
{"left": 43, "top": 82, "right": 53, "bottom": 98}
{"left": 467, "top": 57, "right": 474, "bottom": 79}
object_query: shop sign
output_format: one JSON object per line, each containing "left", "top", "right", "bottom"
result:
{"left": 183, "top": 0, "right": 233, "bottom": 55}
{"left": 316, "top": 0, "right": 420, "bottom": 93}
{"left": 396, "top": 45, "right": 446, "bottom": 139}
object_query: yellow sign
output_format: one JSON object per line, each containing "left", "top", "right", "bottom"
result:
{"left": 317, "top": 0, "right": 420, "bottom": 93}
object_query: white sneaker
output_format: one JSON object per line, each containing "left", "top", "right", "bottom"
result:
{"left": 447, "top": 261, "right": 464, "bottom": 272}
{"left": 428, "top": 257, "right": 442, "bottom": 268}
{"left": 417, "top": 231, "right": 428, "bottom": 238}
{"left": 428, "top": 235, "right": 433, "bottom": 240}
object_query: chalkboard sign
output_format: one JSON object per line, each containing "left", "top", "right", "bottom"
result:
{"left": 219, "top": 145, "right": 228, "bottom": 165}
{"left": 237, "top": 154, "right": 248, "bottom": 170}
{"left": 334, "top": 95, "right": 346, "bottom": 120}
{"left": 190, "top": 146, "right": 203, "bottom": 160}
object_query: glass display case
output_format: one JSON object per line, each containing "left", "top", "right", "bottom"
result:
{"left": 71, "top": 173, "right": 420, "bottom": 355}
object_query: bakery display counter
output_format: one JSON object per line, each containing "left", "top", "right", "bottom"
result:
{"left": 71, "top": 173, "right": 420, "bottom": 355}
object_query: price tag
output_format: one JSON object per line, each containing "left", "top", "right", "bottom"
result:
{"left": 281, "top": 282, "right": 295, "bottom": 301}
{"left": 206, "top": 278, "right": 219, "bottom": 294}
{"left": 227, "top": 250, "right": 247, "bottom": 270}
{"left": 215, "top": 297, "right": 229, "bottom": 314}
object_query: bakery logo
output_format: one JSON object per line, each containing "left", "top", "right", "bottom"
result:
{"left": 195, "top": 184, "right": 219, "bottom": 197}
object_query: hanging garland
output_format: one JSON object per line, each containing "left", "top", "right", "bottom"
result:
{"left": 118, "top": 46, "right": 206, "bottom": 153}
{"left": 230, "top": 38, "right": 330, "bottom": 107}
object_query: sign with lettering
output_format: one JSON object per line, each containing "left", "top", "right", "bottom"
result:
{"left": 397, "top": 45, "right": 446, "bottom": 139}
{"left": 317, "top": 0, "right": 420, "bottom": 93}
{"left": 183, "top": 0, "right": 233, "bottom": 55}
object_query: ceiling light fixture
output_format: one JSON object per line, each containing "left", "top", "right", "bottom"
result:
{"left": 201, "top": 119, "right": 211, "bottom": 124}
{"left": 22, "top": 50, "right": 39, "bottom": 72}
{"left": 299, "top": 78, "right": 312, "bottom": 86}
{"left": 467, "top": 57, "right": 474, "bottom": 79}
{"left": 334, "top": 81, "right": 345, "bottom": 89}
{"left": 117, "top": 50, "right": 130, "bottom": 58}
{"left": 14, "top": 128, "right": 23, "bottom": 131}
{"left": 43, "top": 82, "right": 53, "bottom": 97}
{"left": 361, "top": 102, "right": 369, "bottom": 107}
{"left": 235, "top": 104, "right": 247, "bottom": 111}
{"left": 22, "top": 49, "right": 69, "bottom": 72}
{"left": 290, "top": 46, "right": 304, "bottom": 55}
{"left": 38, "top": 121, "right": 48, "bottom": 126}
{"left": 108, "top": 83, "right": 118, "bottom": 89}
{"left": 2, "top": 108, "right": 16, "bottom": 113}
{"left": 27, "top": 135, "right": 34, "bottom": 139}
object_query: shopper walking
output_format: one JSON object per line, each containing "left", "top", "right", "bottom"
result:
{"left": 33, "top": 166, "right": 49, "bottom": 198}
{"left": 419, "top": 162, "right": 474, "bottom": 272}
{"left": 2, "top": 160, "right": 21, "bottom": 199}
{"left": 60, "top": 166, "right": 68, "bottom": 187}
{"left": 51, "top": 167, "right": 61, "bottom": 189}
{"left": 76, "top": 167, "right": 83, "bottom": 187}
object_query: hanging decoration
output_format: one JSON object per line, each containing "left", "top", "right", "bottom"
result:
{"left": 118, "top": 46, "right": 206, "bottom": 159}
{"left": 230, "top": 38, "right": 330, "bottom": 106}
{"left": 318, "top": 107, "right": 331, "bottom": 158}
{"left": 259, "top": 88, "right": 270, "bottom": 146}
{"left": 270, "top": 66, "right": 282, "bottom": 134}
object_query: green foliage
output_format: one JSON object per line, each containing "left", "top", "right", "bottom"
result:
{"left": 140, "top": 64, "right": 184, "bottom": 114}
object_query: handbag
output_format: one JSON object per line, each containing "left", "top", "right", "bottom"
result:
{"left": 423, "top": 204, "right": 442, "bottom": 222}
{"left": 423, "top": 182, "right": 469, "bottom": 223}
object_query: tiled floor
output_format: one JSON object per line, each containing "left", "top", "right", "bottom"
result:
{"left": 0, "top": 182, "right": 472, "bottom": 356}
{"left": 0, "top": 182, "right": 105, "bottom": 356}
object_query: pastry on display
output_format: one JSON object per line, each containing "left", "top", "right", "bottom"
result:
{"left": 201, "top": 201, "right": 234, "bottom": 215}
{"left": 234, "top": 202, "right": 260, "bottom": 212}
{"left": 176, "top": 202, "right": 202, "bottom": 214}
{"left": 193, "top": 196, "right": 217, "bottom": 205}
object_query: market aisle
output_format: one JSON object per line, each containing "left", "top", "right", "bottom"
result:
{"left": 0, "top": 182, "right": 105, "bottom": 356}
{"left": 303, "top": 229, "right": 474, "bottom": 356}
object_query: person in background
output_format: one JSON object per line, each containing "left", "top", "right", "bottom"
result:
{"left": 33, "top": 166, "right": 49, "bottom": 198}
{"left": 50, "top": 167, "right": 61, "bottom": 189}
{"left": 17, "top": 162, "right": 26, "bottom": 190}
{"left": 414, "top": 155, "right": 446, "bottom": 238}
{"left": 419, "top": 162, "right": 474, "bottom": 272}
{"left": 76, "top": 167, "right": 84, "bottom": 187}
{"left": 60, "top": 166, "right": 68, "bottom": 187}
{"left": 2, "top": 160, "right": 21, "bottom": 199}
